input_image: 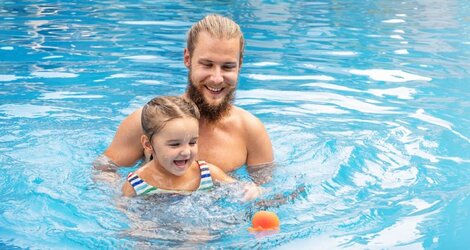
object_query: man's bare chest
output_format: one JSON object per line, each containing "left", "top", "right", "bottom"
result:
{"left": 197, "top": 129, "right": 247, "bottom": 172}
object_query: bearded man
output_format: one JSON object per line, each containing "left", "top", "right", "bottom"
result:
{"left": 95, "top": 15, "right": 274, "bottom": 184}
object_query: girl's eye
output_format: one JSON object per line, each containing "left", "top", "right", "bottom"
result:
{"left": 168, "top": 143, "right": 180, "bottom": 147}
{"left": 189, "top": 141, "right": 197, "bottom": 145}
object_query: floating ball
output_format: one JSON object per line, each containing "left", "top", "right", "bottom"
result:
{"left": 248, "top": 211, "right": 280, "bottom": 231}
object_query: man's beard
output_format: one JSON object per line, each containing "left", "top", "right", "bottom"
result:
{"left": 187, "top": 73, "right": 235, "bottom": 123}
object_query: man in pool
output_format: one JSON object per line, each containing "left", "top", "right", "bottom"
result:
{"left": 95, "top": 14, "right": 274, "bottom": 184}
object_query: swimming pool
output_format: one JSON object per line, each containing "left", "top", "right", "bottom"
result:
{"left": 1, "top": 0, "right": 469, "bottom": 248}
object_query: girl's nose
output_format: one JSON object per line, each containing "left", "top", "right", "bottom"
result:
{"left": 180, "top": 145, "right": 191, "bottom": 157}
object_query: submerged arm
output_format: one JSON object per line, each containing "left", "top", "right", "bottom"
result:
{"left": 101, "top": 108, "right": 145, "bottom": 168}
{"left": 92, "top": 108, "right": 145, "bottom": 184}
{"left": 209, "top": 163, "right": 263, "bottom": 201}
{"left": 246, "top": 162, "right": 275, "bottom": 185}
{"left": 244, "top": 112, "right": 275, "bottom": 185}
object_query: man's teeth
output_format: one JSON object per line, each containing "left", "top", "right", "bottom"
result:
{"left": 207, "top": 86, "right": 222, "bottom": 92}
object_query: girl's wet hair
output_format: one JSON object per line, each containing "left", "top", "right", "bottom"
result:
{"left": 141, "top": 96, "right": 200, "bottom": 140}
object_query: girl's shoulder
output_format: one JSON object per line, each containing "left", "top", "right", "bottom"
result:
{"left": 133, "top": 163, "right": 150, "bottom": 178}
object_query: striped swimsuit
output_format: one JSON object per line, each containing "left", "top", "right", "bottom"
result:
{"left": 127, "top": 160, "right": 214, "bottom": 196}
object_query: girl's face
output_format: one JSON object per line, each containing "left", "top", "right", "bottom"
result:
{"left": 149, "top": 117, "right": 199, "bottom": 176}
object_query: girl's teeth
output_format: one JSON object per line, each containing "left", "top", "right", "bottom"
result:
{"left": 174, "top": 160, "right": 187, "bottom": 166}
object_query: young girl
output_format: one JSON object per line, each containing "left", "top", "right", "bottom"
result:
{"left": 122, "top": 96, "right": 261, "bottom": 200}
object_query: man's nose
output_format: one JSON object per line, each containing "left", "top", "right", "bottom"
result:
{"left": 210, "top": 66, "right": 223, "bottom": 84}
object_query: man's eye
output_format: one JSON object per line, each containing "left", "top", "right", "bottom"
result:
{"left": 223, "top": 65, "right": 236, "bottom": 70}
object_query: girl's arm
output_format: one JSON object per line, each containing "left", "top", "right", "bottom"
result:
{"left": 207, "top": 163, "right": 236, "bottom": 183}
{"left": 208, "top": 163, "right": 263, "bottom": 201}
{"left": 122, "top": 180, "right": 136, "bottom": 197}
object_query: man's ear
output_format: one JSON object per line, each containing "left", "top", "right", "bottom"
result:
{"left": 184, "top": 48, "right": 191, "bottom": 68}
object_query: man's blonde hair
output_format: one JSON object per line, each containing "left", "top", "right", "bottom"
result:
{"left": 187, "top": 14, "right": 244, "bottom": 61}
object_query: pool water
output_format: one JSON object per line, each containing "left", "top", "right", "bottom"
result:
{"left": 1, "top": 0, "right": 470, "bottom": 249}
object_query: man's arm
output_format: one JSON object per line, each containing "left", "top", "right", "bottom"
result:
{"left": 102, "top": 108, "right": 145, "bottom": 167}
{"left": 243, "top": 112, "right": 275, "bottom": 184}
{"left": 208, "top": 163, "right": 263, "bottom": 201}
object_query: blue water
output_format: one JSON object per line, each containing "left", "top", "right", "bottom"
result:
{"left": 1, "top": 0, "right": 469, "bottom": 249}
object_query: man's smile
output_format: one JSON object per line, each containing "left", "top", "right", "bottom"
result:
{"left": 206, "top": 86, "right": 223, "bottom": 93}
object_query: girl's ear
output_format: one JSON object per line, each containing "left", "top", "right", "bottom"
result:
{"left": 141, "top": 135, "right": 153, "bottom": 151}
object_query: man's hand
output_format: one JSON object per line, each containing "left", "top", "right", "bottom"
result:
{"left": 242, "top": 182, "right": 264, "bottom": 201}
{"left": 93, "top": 154, "right": 120, "bottom": 172}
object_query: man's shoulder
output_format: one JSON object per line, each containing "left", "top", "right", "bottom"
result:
{"left": 122, "top": 107, "right": 143, "bottom": 124}
{"left": 229, "top": 105, "right": 263, "bottom": 129}
{"left": 231, "top": 105, "right": 256, "bottom": 119}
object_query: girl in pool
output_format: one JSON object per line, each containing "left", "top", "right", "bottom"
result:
{"left": 122, "top": 96, "right": 262, "bottom": 200}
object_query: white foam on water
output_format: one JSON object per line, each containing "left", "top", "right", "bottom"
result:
{"left": 394, "top": 49, "right": 409, "bottom": 54}
{"left": 250, "top": 62, "right": 280, "bottom": 66}
{"left": 239, "top": 89, "right": 400, "bottom": 114}
{"left": 326, "top": 51, "right": 358, "bottom": 56}
{"left": 367, "top": 87, "right": 416, "bottom": 99}
{"left": 0, "top": 104, "right": 65, "bottom": 118}
{"left": 136, "top": 80, "right": 163, "bottom": 85}
{"left": 365, "top": 213, "right": 430, "bottom": 248}
{"left": 31, "top": 71, "right": 78, "bottom": 78}
{"left": 390, "top": 35, "right": 404, "bottom": 40}
{"left": 349, "top": 69, "right": 431, "bottom": 82}
{"left": 0, "top": 74, "right": 20, "bottom": 81}
{"left": 247, "top": 74, "right": 334, "bottom": 81}
{"left": 42, "top": 55, "right": 63, "bottom": 59}
{"left": 301, "top": 82, "right": 361, "bottom": 92}
{"left": 39, "top": 91, "right": 103, "bottom": 100}
{"left": 383, "top": 19, "right": 406, "bottom": 23}
{"left": 119, "top": 20, "right": 188, "bottom": 26}
{"left": 399, "top": 198, "right": 439, "bottom": 213}
{"left": 122, "top": 55, "right": 159, "bottom": 61}
{"left": 409, "top": 109, "right": 470, "bottom": 143}
{"left": 287, "top": 104, "right": 350, "bottom": 115}
{"left": 109, "top": 73, "right": 135, "bottom": 78}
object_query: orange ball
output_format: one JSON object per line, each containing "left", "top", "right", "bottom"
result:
{"left": 248, "top": 211, "right": 280, "bottom": 231}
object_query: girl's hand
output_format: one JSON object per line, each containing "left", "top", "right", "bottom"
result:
{"left": 242, "top": 183, "right": 264, "bottom": 201}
